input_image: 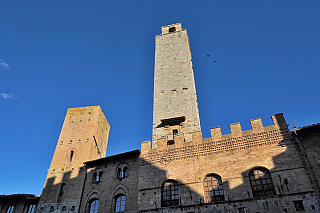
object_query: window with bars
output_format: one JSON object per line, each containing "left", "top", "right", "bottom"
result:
{"left": 162, "top": 180, "right": 179, "bottom": 207}
{"left": 115, "top": 195, "right": 126, "bottom": 212}
{"left": 249, "top": 168, "right": 275, "bottom": 197}
{"left": 203, "top": 174, "right": 224, "bottom": 202}
{"left": 89, "top": 199, "right": 99, "bottom": 213}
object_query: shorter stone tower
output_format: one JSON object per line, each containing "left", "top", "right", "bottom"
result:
{"left": 37, "top": 105, "right": 110, "bottom": 213}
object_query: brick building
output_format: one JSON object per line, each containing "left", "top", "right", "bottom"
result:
{"left": 1, "top": 23, "right": 320, "bottom": 213}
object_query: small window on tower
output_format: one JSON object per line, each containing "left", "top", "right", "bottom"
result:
{"left": 70, "top": 151, "right": 74, "bottom": 162}
{"left": 167, "top": 140, "right": 174, "bottom": 145}
{"left": 60, "top": 183, "right": 66, "bottom": 194}
{"left": 169, "top": 27, "right": 176, "bottom": 33}
{"left": 57, "top": 183, "right": 66, "bottom": 202}
{"left": 173, "top": 129, "right": 178, "bottom": 136}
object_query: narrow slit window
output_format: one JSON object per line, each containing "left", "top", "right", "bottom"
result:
{"left": 123, "top": 167, "right": 128, "bottom": 178}
{"left": 70, "top": 151, "right": 74, "bottom": 161}
{"left": 57, "top": 183, "right": 66, "bottom": 202}
{"left": 95, "top": 173, "right": 99, "bottom": 182}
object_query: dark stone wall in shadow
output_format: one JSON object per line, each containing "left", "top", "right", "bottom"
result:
{"left": 0, "top": 194, "right": 39, "bottom": 213}
{"left": 78, "top": 151, "right": 140, "bottom": 213}
{"left": 36, "top": 167, "right": 85, "bottom": 213}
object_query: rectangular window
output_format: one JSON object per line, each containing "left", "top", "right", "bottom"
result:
{"left": 293, "top": 200, "right": 305, "bottom": 211}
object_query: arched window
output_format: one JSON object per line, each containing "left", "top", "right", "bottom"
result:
{"left": 28, "top": 204, "right": 36, "bottom": 213}
{"left": 249, "top": 168, "right": 275, "bottom": 197}
{"left": 6, "top": 206, "right": 14, "bottom": 213}
{"left": 98, "top": 171, "right": 103, "bottom": 181}
{"left": 89, "top": 199, "right": 99, "bottom": 213}
{"left": 93, "top": 171, "right": 103, "bottom": 183}
{"left": 203, "top": 174, "right": 224, "bottom": 202}
{"left": 115, "top": 195, "right": 126, "bottom": 212}
{"left": 57, "top": 183, "right": 66, "bottom": 202}
{"left": 162, "top": 180, "right": 179, "bottom": 207}
{"left": 117, "top": 168, "right": 123, "bottom": 179}
{"left": 123, "top": 167, "right": 128, "bottom": 178}
{"left": 116, "top": 163, "right": 128, "bottom": 179}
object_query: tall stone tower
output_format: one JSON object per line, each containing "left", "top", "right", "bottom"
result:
{"left": 152, "top": 23, "right": 201, "bottom": 148}
{"left": 38, "top": 105, "right": 110, "bottom": 213}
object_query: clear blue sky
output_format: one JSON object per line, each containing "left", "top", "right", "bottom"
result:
{"left": 1, "top": 1, "right": 319, "bottom": 195}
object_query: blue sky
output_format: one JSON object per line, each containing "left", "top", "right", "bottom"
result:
{"left": 0, "top": 1, "right": 319, "bottom": 195}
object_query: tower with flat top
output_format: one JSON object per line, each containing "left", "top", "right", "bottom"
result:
{"left": 37, "top": 105, "right": 110, "bottom": 213}
{"left": 152, "top": 23, "right": 201, "bottom": 148}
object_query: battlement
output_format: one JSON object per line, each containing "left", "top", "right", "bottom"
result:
{"left": 211, "top": 113, "right": 288, "bottom": 141}
{"left": 161, "top": 23, "right": 183, "bottom": 35}
{"left": 141, "top": 113, "right": 290, "bottom": 155}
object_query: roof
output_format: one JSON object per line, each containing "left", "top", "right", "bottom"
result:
{"left": 292, "top": 123, "right": 320, "bottom": 136}
{"left": 295, "top": 123, "right": 320, "bottom": 131}
{"left": 84, "top": 149, "right": 140, "bottom": 168}
{"left": 0, "top": 194, "right": 40, "bottom": 200}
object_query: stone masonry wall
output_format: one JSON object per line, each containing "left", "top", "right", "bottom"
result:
{"left": 152, "top": 23, "right": 201, "bottom": 146}
{"left": 38, "top": 105, "right": 110, "bottom": 213}
{"left": 139, "top": 114, "right": 318, "bottom": 212}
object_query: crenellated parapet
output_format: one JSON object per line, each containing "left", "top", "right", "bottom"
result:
{"left": 140, "top": 113, "right": 291, "bottom": 166}
{"left": 211, "top": 113, "right": 288, "bottom": 141}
